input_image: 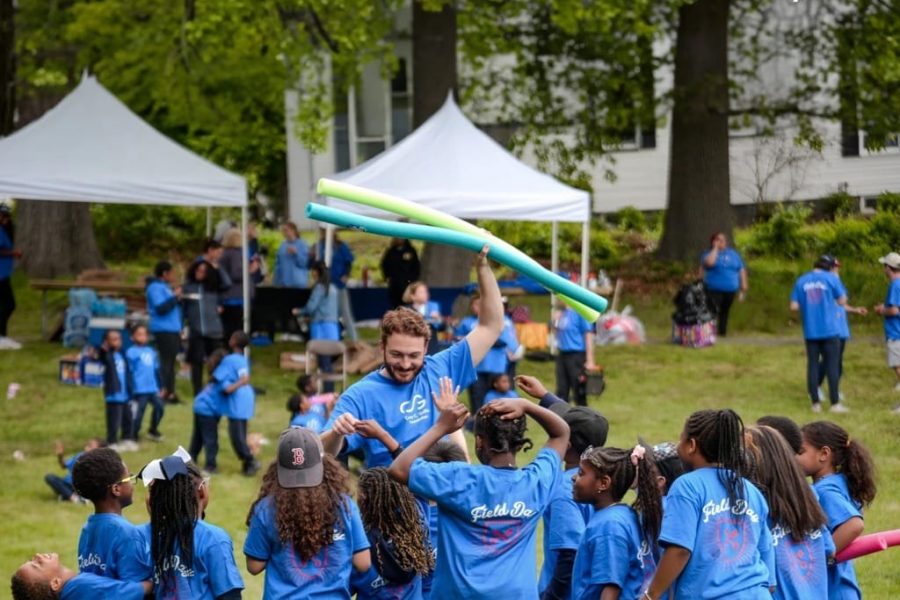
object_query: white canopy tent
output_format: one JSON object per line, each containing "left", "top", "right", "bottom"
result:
{"left": 0, "top": 75, "right": 252, "bottom": 330}
{"left": 319, "top": 93, "right": 592, "bottom": 283}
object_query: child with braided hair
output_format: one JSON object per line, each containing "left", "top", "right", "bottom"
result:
{"left": 388, "top": 376, "right": 569, "bottom": 600}
{"left": 570, "top": 444, "right": 663, "bottom": 600}
{"left": 136, "top": 448, "right": 244, "bottom": 599}
{"left": 644, "top": 409, "right": 774, "bottom": 600}
{"left": 243, "top": 428, "right": 370, "bottom": 599}
{"left": 744, "top": 426, "right": 832, "bottom": 600}
{"left": 352, "top": 467, "right": 434, "bottom": 599}
{"left": 798, "top": 421, "right": 876, "bottom": 600}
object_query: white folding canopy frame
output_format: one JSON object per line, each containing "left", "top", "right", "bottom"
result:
{"left": 0, "top": 75, "right": 252, "bottom": 332}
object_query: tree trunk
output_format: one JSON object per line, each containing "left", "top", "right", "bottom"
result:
{"left": 657, "top": 0, "right": 732, "bottom": 262}
{"left": 413, "top": 0, "right": 471, "bottom": 287}
{"left": 18, "top": 200, "right": 105, "bottom": 278}
{"left": 0, "top": 0, "right": 14, "bottom": 135}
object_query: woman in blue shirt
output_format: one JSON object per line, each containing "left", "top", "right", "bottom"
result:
{"left": 273, "top": 222, "right": 310, "bottom": 288}
{"left": 146, "top": 261, "right": 183, "bottom": 404}
{"left": 294, "top": 261, "right": 341, "bottom": 392}
{"left": 700, "top": 232, "right": 748, "bottom": 336}
{"left": 387, "top": 379, "right": 570, "bottom": 600}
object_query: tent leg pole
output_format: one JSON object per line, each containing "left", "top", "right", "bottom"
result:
{"left": 324, "top": 224, "right": 334, "bottom": 266}
{"left": 241, "top": 206, "right": 250, "bottom": 340}
{"left": 550, "top": 221, "right": 559, "bottom": 309}
{"left": 580, "top": 218, "right": 590, "bottom": 287}
{"left": 206, "top": 208, "right": 212, "bottom": 238}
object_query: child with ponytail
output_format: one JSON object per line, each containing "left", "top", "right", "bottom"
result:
{"left": 644, "top": 409, "right": 774, "bottom": 600}
{"left": 352, "top": 467, "right": 434, "bottom": 599}
{"left": 745, "top": 425, "right": 833, "bottom": 600}
{"left": 138, "top": 448, "right": 244, "bottom": 599}
{"left": 571, "top": 444, "right": 663, "bottom": 600}
{"left": 799, "top": 421, "right": 876, "bottom": 600}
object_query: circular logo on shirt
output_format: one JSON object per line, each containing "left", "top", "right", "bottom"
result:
{"left": 712, "top": 517, "right": 751, "bottom": 565}
{"left": 479, "top": 519, "right": 526, "bottom": 556}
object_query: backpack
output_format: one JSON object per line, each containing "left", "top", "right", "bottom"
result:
{"left": 672, "top": 280, "right": 715, "bottom": 326}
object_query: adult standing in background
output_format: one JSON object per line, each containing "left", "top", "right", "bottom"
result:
{"left": 0, "top": 203, "right": 22, "bottom": 350}
{"left": 553, "top": 304, "right": 596, "bottom": 406}
{"left": 816, "top": 257, "right": 867, "bottom": 403}
{"left": 874, "top": 252, "right": 900, "bottom": 408}
{"left": 220, "top": 228, "right": 258, "bottom": 340}
{"left": 273, "top": 222, "right": 309, "bottom": 288}
{"left": 314, "top": 228, "right": 357, "bottom": 341}
{"left": 182, "top": 260, "right": 224, "bottom": 397}
{"left": 790, "top": 255, "right": 850, "bottom": 413}
{"left": 146, "top": 261, "right": 182, "bottom": 404}
{"left": 381, "top": 238, "right": 420, "bottom": 310}
{"left": 700, "top": 232, "right": 748, "bottom": 336}
{"left": 293, "top": 261, "right": 341, "bottom": 392}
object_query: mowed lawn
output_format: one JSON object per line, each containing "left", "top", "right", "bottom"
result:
{"left": 1, "top": 269, "right": 899, "bottom": 598}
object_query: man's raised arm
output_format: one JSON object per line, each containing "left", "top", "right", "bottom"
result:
{"left": 465, "top": 245, "right": 504, "bottom": 365}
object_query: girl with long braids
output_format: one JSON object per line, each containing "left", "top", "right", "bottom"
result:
{"left": 644, "top": 409, "right": 773, "bottom": 600}
{"left": 799, "top": 421, "right": 876, "bottom": 600}
{"left": 570, "top": 445, "right": 663, "bottom": 600}
{"left": 352, "top": 467, "right": 434, "bottom": 599}
{"left": 388, "top": 377, "right": 569, "bottom": 600}
{"left": 138, "top": 449, "right": 244, "bottom": 599}
{"left": 243, "top": 427, "right": 371, "bottom": 599}
{"left": 744, "top": 426, "right": 833, "bottom": 600}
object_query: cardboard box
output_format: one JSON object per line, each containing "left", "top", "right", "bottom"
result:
{"left": 280, "top": 352, "right": 312, "bottom": 371}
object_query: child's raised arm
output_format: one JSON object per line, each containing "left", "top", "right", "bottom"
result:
{"left": 483, "top": 398, "right": 569, "bottom": 459}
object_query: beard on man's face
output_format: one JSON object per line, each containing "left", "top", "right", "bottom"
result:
{"left": 383, "top": 357, "right": 423, "bottom": 382}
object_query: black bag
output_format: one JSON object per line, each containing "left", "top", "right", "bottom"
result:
{"left": 672, "top": 280, "right": 716, "bottom": 326}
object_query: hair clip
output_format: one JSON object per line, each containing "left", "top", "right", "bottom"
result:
{"left": 631, "top": 445, "right": 647, "bottom": 466}
{"left": 139, "top": 446, "right": 192, "bottom": 487}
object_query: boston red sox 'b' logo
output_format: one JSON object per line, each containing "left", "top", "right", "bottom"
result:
{"left": 292, "top": 448, "right": 305, "bottom": 466}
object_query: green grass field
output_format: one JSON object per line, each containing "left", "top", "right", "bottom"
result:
{"left": 1, "top": 259, "right": 899, "bottom": 598}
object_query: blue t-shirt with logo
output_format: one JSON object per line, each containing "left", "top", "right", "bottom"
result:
{"left": 814, "top": 474, "right": 863, "bottom": 600}
{"left": 105, "top": 351, "right": 130, "bottom": 403}
{"left": 146, "top": 279, "right": 182, "bottom": 334}
{"left": 556, "top": 309, "right": 593, "bottom": 352}
{"left": 538, "top": 466, "right": 590, "bottom": 594}
{"left": 192, "top": 384, "right": 224, "bottom": 418}
{"left": 701, "top": 248, "right": 745, "bottom": 293}
{"left": 659, "top": 468, "right": 773, "bottom": 599}
{"left": 290, "top": 404, "right": 328, "bottom": 433}
{"left": 77, "top": 513, "right": 152, "bottom": 582}
{"left": 456, "top": 316, "right": 520, "bottom": 374}
{"left": 244, "top": 494, "right": 369, "bottom": 600}
{"left": 125, "top": 345, "right": 160, "bottom": 395}
{"left": 770, "top": 522, "right": 835, "bottom": 600}
{"left": 351, "top": 565, "right": 423, "bottom": 600}
{"left": 407, "top": 448, "right": 560, "bottom": 600}
{"left": 60, "top": 573, "right": 146, "bottom": 600}
{"left": 483, "top": 388, "right": 519, "bottom": 403}
{"left": 884, "top": 278, "right": 900, "bottom": 340}
{"left": 790, "top": 271, "right": 847, "bottom": 340}
{"left": 213, "top": 353, "right": 254, "bottom": 420}
{"left": 0, "top": 227, "right": 13, "bottom": 280}
{"left": 325, "top": 341, "right": 477, "bottom": 468}
{"left": 571, "top": 504, "right": 657, "bottom": 600}
{"left": 136, "top": 520, "right": 244, "bottom": 600}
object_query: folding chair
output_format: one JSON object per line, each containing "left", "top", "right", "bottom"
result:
{"left": 305, "top": 339, "right": 348, "bottom": 394}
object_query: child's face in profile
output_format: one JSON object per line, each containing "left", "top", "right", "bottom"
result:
{"left": 15, "top": 553, "right": 66, "bottom": 590}
{"left": 571, "top": 460, "right": 601, "bottom": 504}
{"left": 114, "top": 462, "right": 135, "bottom": 508}
{"left": 493, "top": 374, "right": 511, "bottom": 394}
{"left": 132, "top": 327, "right": 148, "bottom": 345}
{"left": 105, "top": 331, "right": 122, "bottom": 351}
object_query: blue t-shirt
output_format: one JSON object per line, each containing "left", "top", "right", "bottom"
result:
{"left": 325, "top": 341, "right": 477, "bottom": 468}
{"left": 659, "top": 468, "right": 773, "bottom": 599}
{"left": 64, "top": 452, "right": 83, "bottom": 485}
{"left": 538, "top": 466, "right": 590, "bottom": 594}
{"left": 136, "top": 520, "right": 244, "bottom": 600}
{"left": 213, "top": 353, "right": 254, "bottom": 420}
{"left": 106, "top": 351, "right": 130, "bottom": 404}
{"left": 274, "top": 239, "right": 309, "bottom": 288}
{"left": 556, "top": 308, "right": 593, "bottom": 352}
{"left": 571, "top": 504, "right": 656, "bottom": 600}
{"left": 244, "top": 494, "right": 369, "bottom": 600}
{"left": 78, "top": 513, "right": 152, "bottom": 582}
{"left": 0, "top": 227, "right": 13, "bottom": 280}
{"left": 814, "top": 474, "right": 863, "bottom": 600}
{"left": 125, "top": 345, "right": 160, "bottom": 395}
{"left": 146, "top": 279, "right": 182, "bottom": 334}
{"left": 701, "top": 248, "right": 745, "bottom": 292}
{"left": 61, "top": 573, "right": 146, "bottom": 600}
{"left": 455, "top": 316, "right": 519, "bottom": 374}
{"left": 351, "top": 565, "right": 423, "bottom": 600}
{"left": 884, "top": 278, "right": 900, "bottom": 340}
{"left": 407, "top": 448, "right": 561, "bottom": 600}
{"left": 770, "top": 523, "right": 835, "bottom": 600}
{"left": 192, "top": 384, "right": 224, "bottom": 418}
{"left": 483, "top": 388, "right": 519, "bottom": 403}
{"left": 790, "top": 271, "right": 847, "bottom": 340}
{"left": 290, "top": 404, "right": 328, "bottom": 433}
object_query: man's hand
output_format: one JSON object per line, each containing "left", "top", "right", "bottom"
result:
{"left": 437, "top": 402, "right": 469, "bottom": 433}
{"left": 354, "top": 419, "right": 389, "bottom": 442}
{"left": 431, "top": 376, "right": 461, "bottom": 412}
{"left": 474, "top": 244, "right": 490, "bottom": 267}
{"left": 482, "top": 398, "right": 526, "bottom": 421}
{"left": 331, "top": 412, "right": 359, "bottom": 436}
{"left": 515, "top": 375, "right": 547, "bottom": 399}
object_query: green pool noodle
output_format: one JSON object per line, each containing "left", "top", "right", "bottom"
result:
{"left": 316, "top": 178, "right": 601, "bottom": 321}
{"left": 306, "top": 203, "right": 608, "bottom": 318}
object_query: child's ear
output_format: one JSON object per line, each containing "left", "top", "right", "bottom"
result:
{"left": 819, "top": 445, "right": 832, "bottom": 464}
{"left": 597, "top": 473, "right": 613, "bottom": 493}
{"left": 49, "top": 575, "right": 64, "bottom": 593}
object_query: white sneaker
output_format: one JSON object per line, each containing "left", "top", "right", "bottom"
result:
{"left": 0, "top": 336, "right": 22, "bottom": 350}
{"left": 811, "top": 402, "right": 823, "bottom": 413}
{"left": 115, "top": 440, "right": 139, "bottom": 452}
{"left": 829, "top": 403, "right": 850, "bottom": 414}
{"left": 817, "top": 387, "right": 825, "bottom": 402}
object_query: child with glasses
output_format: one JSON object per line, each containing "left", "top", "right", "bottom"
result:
{"left": 70, "top": 448, "right": 150, "bottom": 583}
